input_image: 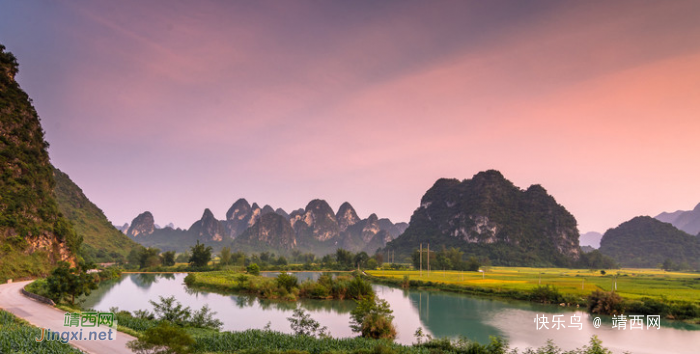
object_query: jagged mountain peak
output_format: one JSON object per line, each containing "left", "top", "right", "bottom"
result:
{"left": 202, "top": 208, "right": 216, "bottom": 220}
{"left": 275, "top": 208, "right": 290, "bottom": 220}
{"left": 127, "top": 211, "right": 155, "bottom": 238}
{"left": 226, "top": 198, "right": 251, "bottom": 221}
{"left": 337, "top": 202, "right": 360, "bottom": 232}
{"left": 261, "top": 204, "right": 275, "bottom": 215}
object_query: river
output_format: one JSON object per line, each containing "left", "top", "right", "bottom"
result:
{"left": 81, "top": 273, "right": 700, "bottom": 353}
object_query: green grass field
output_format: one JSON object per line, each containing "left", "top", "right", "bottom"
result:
{"left": 367, "top": 267, "right": 700, "bottom": 304}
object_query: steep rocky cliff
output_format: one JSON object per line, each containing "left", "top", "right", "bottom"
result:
{"left": 127, "top": 211, "right": 155, "bottom": 238}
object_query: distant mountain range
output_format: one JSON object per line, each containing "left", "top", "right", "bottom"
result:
{"left": 579, "top": 231, "right": 603, "bottom": 248}
{"left": 122, "top": 198, "right": 407, "bottom": 254}
{"left": 655, "top": 203, "right": 700, "bottom": 236}
{"left": 384, "top": 170, "right": 582, "bottom": 267}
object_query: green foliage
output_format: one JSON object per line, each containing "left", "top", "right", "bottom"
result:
{"left": 140, "top": 247, "right": 162, "bottom": 268}
{"left": 0, "top": 309, "right": 83, "bottom": 354}
{"left": 127, "top": 321, "right": 195, "bottom": 354}
{"left": 219, "top": 246, "right": 232, "bottom": 266}
{"left": 189, "top": 240, "right": 213, "bottom": 267}
{"left": 287, "top": 308, "right": 328, "bottom": 337}
{"left": 149, "top": 296, "right": 192, "bottom": 326}
{"left": 350, "top": 296, "right": 396, "bottom": 340}
{"left": 247, "top": 263, "right": 261, "bottom": 275}
{"left": 189, "top": 305, "right": 223, "bottom": 330}
{"left": 347, "top": 276, "right": 374, "bottom": 300}
{"left": 162, "top": 251, "right": 176, "bottom": 266}
{"left": 148, "top": 295, "right": 223, "bottom": 330}
{"left": 46, "top": 261, "right": 98, "bottom": 305}
{"left": 336, "top": 249, "right": 354, "bottom": 268}
{"left": 587, "top": 290, "right": 624, "bottom": 316}
{"left": 277, "top": 272, "right": 299, "bottom": 292}
{"left": 529, "top": 285, "right": 564, "bottom": 304}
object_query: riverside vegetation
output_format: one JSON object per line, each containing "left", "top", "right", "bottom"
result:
{"left": 367, "top": 268, "right": 700, "bottom": 322}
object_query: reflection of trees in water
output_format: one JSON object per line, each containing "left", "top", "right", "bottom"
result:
{"left": 230, "top": 295, "right": 356, "bottom": 315}
{"left": 131, "top": 273, "right": 158, "bottom": 289}
{"left": 80, "top": 275, "right": 129, "bottom": 307}
{"left": 160, "top": 273, "right": 175, "bottom": 280}
{"left": 233, "top": 295, "right": 256, "bottom": 308}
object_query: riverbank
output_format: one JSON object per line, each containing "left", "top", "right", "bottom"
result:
{"left": 366, "top": 268, "right": 700, "bottom": 322}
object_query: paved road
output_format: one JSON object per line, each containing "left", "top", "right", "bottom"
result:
{"left": 0, "top": 280, "right": 135, "bottom": 354}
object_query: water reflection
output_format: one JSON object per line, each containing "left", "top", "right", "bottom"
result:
{"left": 81, "top": 273, "right": 699, "bottom": 353}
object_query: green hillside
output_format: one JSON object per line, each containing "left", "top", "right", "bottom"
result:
{"left": 0, "top": 44, "right": 80, "bottom": 281}
{"left": 53, "top": 168, "right": 139, "bottom": 263}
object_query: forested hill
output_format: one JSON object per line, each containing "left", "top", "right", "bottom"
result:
{"left": 599, "top": 216, "right": 700, "bottom": 269}
{"left": 53, "top": 168, "right": 139, "bottom": 263}
{"left": 384, "top": 170, "right": 582, "bottom": 267}
{"left": 0, "top": 44, "right": 80, "bottom": 281}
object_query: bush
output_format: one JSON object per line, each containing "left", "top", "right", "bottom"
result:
{"left": 277, "top": 273, "right": 298, "bottom": 292}
{"left": 587, "top": 290, "right": 624, "bottom": 315}
{"left": 529, "top": 285, "right": 564, "bottom": 304}
{"left": 127, "top": 321, "right": 194, "bottom": 354}
{"left": 247, "top": 263, "right": 261, "bottom": 276}
{"left": 350, "top": 296, "right": 396, "bottom": 340}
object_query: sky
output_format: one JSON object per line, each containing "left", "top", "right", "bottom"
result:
{"left": 1, "top": 0, "right": 699, "bottom": 233}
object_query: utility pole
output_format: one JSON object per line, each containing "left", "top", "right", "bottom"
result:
{"left": 419, "top": 243, "right": 422, "bottom": 277}
{"left": 427, "top": 243, "right": 430, "bottom": 274}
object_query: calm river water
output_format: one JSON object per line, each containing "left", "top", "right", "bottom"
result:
{"left": 82, "top": 273, "right": 699, "bottom": 353}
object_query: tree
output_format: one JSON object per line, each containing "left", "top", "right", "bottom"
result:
{"left": 366, "top": 258, "right": 378, "bottom": 270}
{"left": 189, "top": 241, "right": 212, "bottom": 268}
{"left": 354, "top": 252, "right": 369, "bottom": 269}
{"left": 287, "top": 308, "right": 328, "bottom": 337}
{"left": 189, "top": 305, "right": 222, "bottom": 330}
{"left": 128, "top": 247, "right": 144, "bottom": 267}
{"left": 466, "top": 256, "right": 481, "bottom": 271}
{"left": 350, "top": 296, "right": 396, "bottom": 340}
{"left": 175, "top": 252, "right": 190, "bottom": 263}
{"left": 127, "top": 321, "right": 194, "bottom": 354}
{"left": 219, "top": 247, "right": 231, "bottom": 266}
{"left": 162, "top": 251, "right": 176, "bottom": 266}
{"left": 46, "top": 262, "right": 97, "bottom": 305}
{"left": 246, "top": 263, "right": 260, "bottom": 276}
{"left": 150, "top": 296, "right": 191, "bottom": 326}
{"left": 336, "top": 248, "right": 354, "bottom": 268}
{"left": 140, "top": 247, "right": 161, "bottom": 268}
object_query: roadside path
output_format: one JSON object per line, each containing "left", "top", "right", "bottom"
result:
{"left": 0, "top": 280, "right": 135, "bottom": 354}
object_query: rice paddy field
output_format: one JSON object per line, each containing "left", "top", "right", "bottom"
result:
{"left": 367, "top": 267, "right": 700, "bottom": 304}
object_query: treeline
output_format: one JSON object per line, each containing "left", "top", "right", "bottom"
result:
{"left": 406, "top": 246, "right": 616, "bottom": 272}
{"left": 124, "top": 245, "right": 392, "bottom": 272}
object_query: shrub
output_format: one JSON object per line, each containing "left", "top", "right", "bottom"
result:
{"left": 277, "top": 273, "right": 298, "bottom": 292}
{"left": 529, "top": 285, "right": 564, "bottom": 304}
{"left": 127, "top": 321, "right": 194, "bottom": 354}
{"left": 350, "top": 296, "right": 396, "bottom": 340}
{"left": 247, "top": 263, "right": 261, "bottom": 276}
{"left": 587, "top": 290, "right": 623, "bottom": 315}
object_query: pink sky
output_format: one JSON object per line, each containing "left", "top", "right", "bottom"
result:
{"left": 1, "top": 1, "right": 699, "bottom": 233}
